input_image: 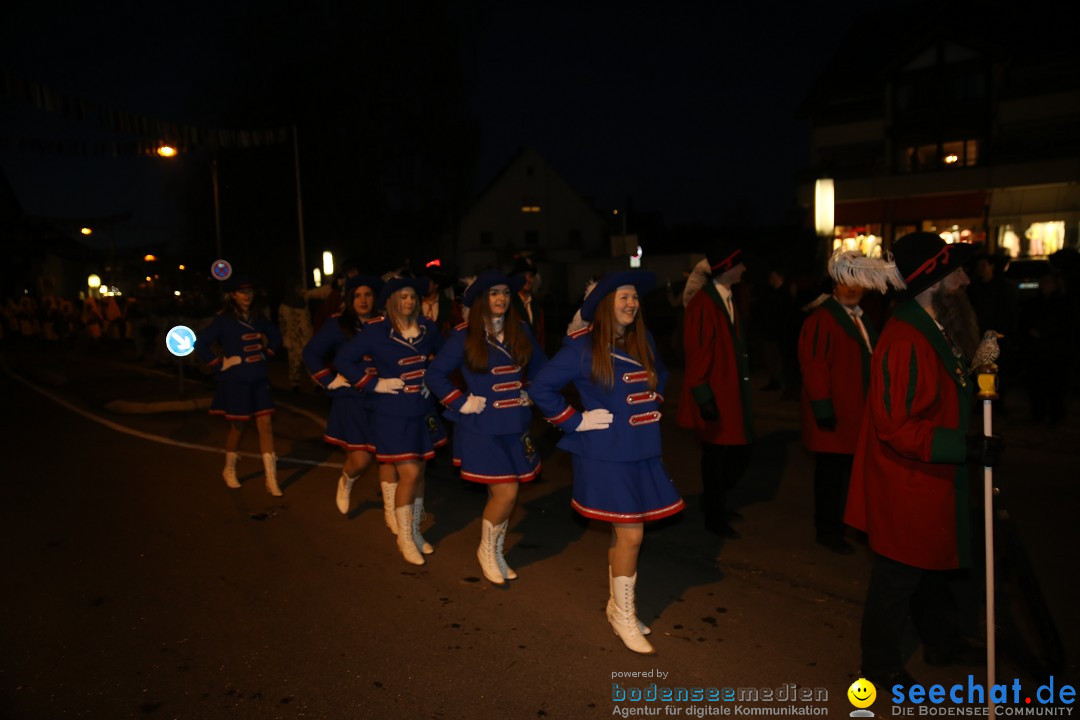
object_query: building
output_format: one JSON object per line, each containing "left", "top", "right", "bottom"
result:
{"left": 455, "top": 147, "right": 609, "bottom": 303}
{"left": 796, "top": 1, "right": 1080, "bottom": 260}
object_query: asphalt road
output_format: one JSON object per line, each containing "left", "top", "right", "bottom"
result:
{"left": 1, "top": 342, "right": 1077, "bottom": 719}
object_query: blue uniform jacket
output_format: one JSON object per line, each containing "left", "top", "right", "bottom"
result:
{"left": 195, "top": 312, "right": 282, "bottom": 383}
{"left": 529, "top": 326, "right": 667, "bottom": 461}
{"left": 425, "top": 321, "right": 547, "bottom": 435}
{"left": 334, "top": 316, "right": 442, "bottom": 418}
{"left": 302, "top": 314, "right": 376, "bottom": 404}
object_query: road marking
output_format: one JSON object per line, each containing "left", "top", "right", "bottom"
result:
{"left": 3, "top": 360, "right": 343, "bottom": 469}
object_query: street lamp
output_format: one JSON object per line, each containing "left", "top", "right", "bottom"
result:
{"left": 322, "top": 251, "right": 334, "bottom": 277}
{"left": 815, "top": 177, "right": 836, "bottom": 264}
{"left": 156, "top": 144, "right": 178, "bottom": 158}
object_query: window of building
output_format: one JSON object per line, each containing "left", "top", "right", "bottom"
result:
{"left": 833, "top": 226, "right": 884, "bottom": 257}
{"left": 1000, "top": 221, "right": 1065, "bottom": 257}
{"left": 525, "top": 230, "right": 538, "bottom": 246}
{"left": 898, "top": 139, "right": 980, "bottom": 172}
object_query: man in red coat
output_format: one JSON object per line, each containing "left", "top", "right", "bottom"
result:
{"left": 677, "top": 241, "right": 752, "bottom": 539}
{"left": 844, "top": 232, "right": 1003, "bottom": 687}
{"left": 798, "top": 251, "right": 882, "bottom": 555}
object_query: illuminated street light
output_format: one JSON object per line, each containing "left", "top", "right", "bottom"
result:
{"left": 144, "top": 254, "right": 157, "bottom": 262}
{"left": 814, "top": 178, "right": 835, "bottom": 238}
{"left": 313, "top": 268, "right": 322, "bottom": 288}
{"left": 87, "top": 274, "right": 101, "bottom": 289}
{"left": 322, "top": 251, "right": 334, "bottom": 277}
{"left": 157, "top": 145, "right": 178, "bottom": 158}
{"left": 80, "top": 227, "right": 93, "bottom": 235}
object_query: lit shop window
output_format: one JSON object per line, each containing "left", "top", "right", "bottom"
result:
{"left": 1001, "top": 221, "right": 1065, "bottom": 257}
{"left": 832, "top": 227, "right": 883, "bottom": 258}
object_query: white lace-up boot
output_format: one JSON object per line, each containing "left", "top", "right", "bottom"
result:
{"left": 394, "top": 506, "right": 425, "bottom": 565}
{"left": 263, "top": 452, "right": 282, "bottom": 497}
{"left": 380, "top": 481, "right": 398, "bottom": 534}
{"left": 412, "top": 498, "right": 434, "bottom": 555}
{"left": 335, "top": 473, "right": 356, "bottom": 514}
{"left": 222, "top": 451, "right": 240, "bottom": 488}
{"left": 477, "top": 519, "right": 505, "bottom": 585}
{"left": 609, "top": 566, "right": 650, "bottom": 635}
{"left": 607, "top": 573, "right": 655, "bottom": 655}
{"left": 494, "top": 520, "right": 517, "bottom": 580}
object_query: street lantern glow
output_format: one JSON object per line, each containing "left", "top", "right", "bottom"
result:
{"left": 313, "top": 268, "right": 322, "bottom": 288}
{"left": 814, "top": 178, "right": 835, "bottom": 237}
{"left": 178, "top": 264, "right": 185, "bottom": 270}
{"left": 80, "top": 227, "right": 92, "bottom": 235}
{"left": 144, "top": 254, "right": 157, "bottom": 262}
{"left": 156, "top": 145, "right": 177, "bottom": 158}
{"left": 87, "top": 274, "right": 101, "bottom": 289}
{"left": 322, "top": 251, "right": 334, "bottom": 277}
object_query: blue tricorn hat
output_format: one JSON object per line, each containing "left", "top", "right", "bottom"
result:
{"left": 344, "top": 274, "right": 384, "bottom": 297}
{"left": 580, "top": 270, "right": 657, "bottom": 322}
{"left": 223, "top": 275, "right": 254, "bottom": 292}
{"left": 376, "top": 276, "right": 427, "bottom": 309}
{"left": 462, "top": 269, "right": 525, "bottom": 308}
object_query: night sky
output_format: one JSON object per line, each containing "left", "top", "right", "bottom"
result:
{"left": 1, "top": 0, "right": 894, "bottom": 257}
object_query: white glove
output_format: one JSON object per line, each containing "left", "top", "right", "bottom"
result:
{"left": 221, "top": 356, "right": 242, "bottom": 371}
{"left": 327, "top": 374, "right": 349, "bottom": 390}
{"left": 576, "top": 408, "right": 613, "bottom": 432}
{"left": 375, "top": 378, "right": 405, "bottom": 394}
{"left": 459, "top": 394, "right": 487, "bottom": 414}
{"left": 519, "top": 390, "right": 533, "bottom": 406}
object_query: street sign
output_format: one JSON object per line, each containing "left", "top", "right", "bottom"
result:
{"left": 211, "top": 259, "right": 232, "bottom": 281}
{"left": 166, "top": 325, "right": 197, "bottom": 357}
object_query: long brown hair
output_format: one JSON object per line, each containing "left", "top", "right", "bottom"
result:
{"left": 384, "top": 288, "right": 419, "bottom": 335}
{"left": 590, "top": 292, "right": 657, "bottom": 389}
{"left": 465, "top": 292, "right": 533, "bottom": 372}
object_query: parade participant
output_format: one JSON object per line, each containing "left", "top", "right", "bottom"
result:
{"left": 195, "top": 276, "right": 284, "bottom": 495}
{"left": 302, "top": 275, "right": 393, "bottom": 519}
{"left": 676, "top": 241, "right": 752, "bottom": 539}
{"left": 509, "top": 255, "right": 546, "bottom": 351}
{"left": 334, "top": 276, "right": 447, "bottom": 565}
{"left": 279, "top": 283, "right": 314, "bottom": 392}
{"left": 420, "top": 268, "right": 462, "bottom": 337}
{"left": 426, "top": 269, "right": 547, "bottom": 585}
{"left": 798, "top": 251, "right": 899, "bottom": 554}
{"left": 845, "top": 232, "right": 1004, "bottom": 686}
{"left": 530, "top": 270, "right": 682, "bottom": 655}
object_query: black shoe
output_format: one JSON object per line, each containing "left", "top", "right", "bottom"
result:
{"left": 923, "top": 639, "right": 985, "bottom": 667}
{"left": 816, "top": 535, "right": 855, "bottom": 555}
{"left": 707, "top": 521, "right": 741, "bottom": 539}
{"left": 863, "top": 668, "right": 918, "bottom": 690}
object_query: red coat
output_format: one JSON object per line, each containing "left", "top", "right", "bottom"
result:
{"left": 798, "top": 298, "right": 876, "bottom": 454}
{"left": 844, "top": 301, "right": 974, "bottom": 570}
{"left": 676, "top": 282, "right": 753, "bottom": 445}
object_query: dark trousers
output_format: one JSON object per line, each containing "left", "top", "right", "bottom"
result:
{"left": 813, "top": 451, "right": 853, "bottom": 540}
{"left": 700, "top": 442, "right": 751, "bottom": 529}
{"left": 860, "top": 553, "right": 964, "bottom": 678}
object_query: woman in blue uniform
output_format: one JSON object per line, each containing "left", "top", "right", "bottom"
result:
{"left": 195, "top": 276, "right": 284, "bottom": 496}
{"left": 426, "top": 269, "right": 547, "bottom": 585}
{"left": 334, "top": 276, "right": 447, "bottom": 565}
{"left": 303, "top": 274, "right": 398, "bottom": 522}
{"left": 530, "top": 270, "right": 682, "bottom": 655}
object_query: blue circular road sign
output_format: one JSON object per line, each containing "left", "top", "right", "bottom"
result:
{"left": 166, "top": 325, "right": 197, "bottom": 357}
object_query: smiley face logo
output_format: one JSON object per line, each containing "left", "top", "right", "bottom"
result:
{"left": 847, "top": 678, "right": 876, "bottom": 709}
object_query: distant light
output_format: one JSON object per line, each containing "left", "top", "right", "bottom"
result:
{"left": 612, "top": 209, "right": 619, "bottom": 216}
{"left": 322, "top": 251, "right": 334, "bottom": 276}
{"left": 87, "top": 274, "right": 101, "bottom": 289}
{"left": 80, "top": 227, "right": 93, "bottom": 236}
{"left": 144, "top": 254, "right": 157, "bottom": 262}
{"left": 520, "top": 206, "right": 541, "bottom": 213}
{"left": 630, "top": 246, "right": 643, "bottom": 269}
{"left": 146, "top": 276, "right": 152, "bottom": 282}
{"left": 313, "top": 268, "right": 322, "bottom": 288}
{"left": 944, "top": 154, "right": 959, "bottom": 164}
{"left": 425, "top": 258, "right": 441, "bottom": 268}
{"left": 178, "top": 264, "right": 185, "bottom": 271}
{"left": 174, "top": 290, "right": 181, "bottom": 297}
{"left": 157, "top": 145, "right": 178, "bottom": 158}
{"left": 814, "top": 178, "right": 835, "bottom": 237}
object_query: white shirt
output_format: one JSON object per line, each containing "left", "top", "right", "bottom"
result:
{"left": 841, "top": 302, "right": 873, "bottom": 352}
{"left": 714, "top": 280, "right": 735, "bottom": 323}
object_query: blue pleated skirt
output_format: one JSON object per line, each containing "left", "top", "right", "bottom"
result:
{"left": 209, "top": 380, "right": 275, "bottom": 421}
{"left": 324, "top": 394, "right": 376, "bottom": 452}
{"left": 375, "top": 412, "right": 447, "bottom": 463}
{"left": 452, "top": 425, "right": 540, "bottom": 484}
{"left": 569, "top": 455, "right": 684, "bottom": 523}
